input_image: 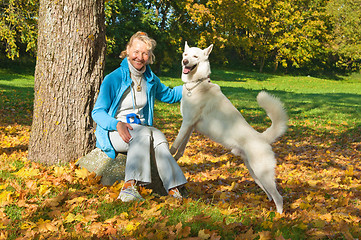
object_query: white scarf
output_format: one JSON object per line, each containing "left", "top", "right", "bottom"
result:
{"left": 128, "top": 60, "right": 146, "bottom": 83}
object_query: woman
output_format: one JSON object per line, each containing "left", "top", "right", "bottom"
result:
{"left": 92, "top": 32, "right": 187, "bottom": 202}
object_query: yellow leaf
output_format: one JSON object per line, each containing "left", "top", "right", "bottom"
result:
{"left": 198, "top": 229, "right": 211, "bottom": 239}
{"left": 66, "top": 196, "right": 87, "bottom": 205}
{"left": 0, "top": 184, "right": 7, "bottom": 190}
{"left": 65, "top": 213, "right": 76, "bottom": 223}
{"left": 53, "top": 166, "right": 66, "bottom": 177}
{"left": 67, "top": 212, "right": 92, "bottom": 223}
{"left": 0, "top": 191, "right": 12, "bottom": 207}
{"left": 75, "top": 168, "right": 90, "bottom": 180}
{"left": 125, "top": 222, "right": 140, "bottom": 233}
{"left": 222, "top": 182, "right": 239, "bottom": 192}
{"left": 20, "top": 221, "right": 36, "bottom": 230}
{"left": 261, "top": 221, "right": 273, "bottom": 229}
{"left": 320, "top": 213, "right": 332, "bottom": 222}
{"left": 345, "top": 166, "right": 354, "bottom": 177}
{"left": 299, "top": 201, "right": 311, "bottom": 210}
{"left": 0, "top": 222, "right": 7, "bottom": 230}
{"left": 13, "top": 167, "right": 40, "bottom": 178}
{"left": 39, "top": 185, "right": 51, "bottom": 196}
{"left": 74, "top": 214, "right": 84, "bottom": 222}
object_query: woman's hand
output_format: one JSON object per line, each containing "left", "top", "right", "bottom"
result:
{"left": 116, "top": 121, "right": 133, "bottom": 143}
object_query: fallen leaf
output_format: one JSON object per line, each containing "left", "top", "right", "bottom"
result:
{"left": 199, "top": 229, "right": 211, "bottom": 239}
{"left": 75, "top": 167, "right": 90, "bottom": 180}
{"left": 0, "top": 191, "right": 12, "bottom": 206}
{"left": 236, "top": 228, "right": 258, "bottom": 240}
{"left": 36, "top": 218, "right": 58, "bottom": 232}
{"left": 13, "top": 167, "right": 39, "bottom": 178}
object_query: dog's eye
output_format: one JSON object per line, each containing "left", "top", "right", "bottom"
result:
{"left": 193, "top": 55, "right": 198, "bottom": 58}
{"left": 184, "top": 53, "right": 187, "bottom": 56}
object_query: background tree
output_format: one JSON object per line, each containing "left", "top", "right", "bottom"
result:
{"left": 104, "top": 0, "right": 197, "bottom": 73}
{"left": 0, "top": 0, "right": 38, "bottom": 59}
{"left": 2, "top": 0, "right": 361, "bottom": 74}
{"left": 270, "top": 0, "right": 330, "bottom": 71}
{"left": 28, "top": 0, "right": 106, "bottom": 165}
{"left": 184, "top": 0, "right": 332, "bottom": 72}
{"left": 326, "top": 0, "right": 361, "bottom": 71}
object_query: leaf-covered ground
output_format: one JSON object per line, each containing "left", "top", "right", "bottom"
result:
{"left": 1, "top": 70, "right": 361, "bottom": 239}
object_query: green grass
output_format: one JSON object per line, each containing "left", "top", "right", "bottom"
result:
{"left": 157, "top": 68, "right": 361, "bottom": 128}
{"left": 0, "top": 69, "right": 34, "bottom": 126}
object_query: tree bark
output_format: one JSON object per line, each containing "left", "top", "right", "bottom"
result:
{"left": 28, "top": 0, "right": 105, "bottom": 165}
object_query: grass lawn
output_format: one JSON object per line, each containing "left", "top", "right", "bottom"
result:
{"left": 0, "top": 65, "right": 360, "bottom": 239}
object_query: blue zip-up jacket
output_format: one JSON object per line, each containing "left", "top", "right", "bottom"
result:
{"left": 92, "top": 58, "right": 183, "bottom": 159}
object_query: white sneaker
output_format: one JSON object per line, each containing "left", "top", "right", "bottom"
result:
{"left": 117, "top": 184, "right": 144, "bottom": 202}
{"left": 168, "top": 188, "right": 182, "bottom": 200}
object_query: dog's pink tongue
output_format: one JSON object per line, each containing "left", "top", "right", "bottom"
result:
{"left": 183, "top": 68, "right": 191, "bottom": 74}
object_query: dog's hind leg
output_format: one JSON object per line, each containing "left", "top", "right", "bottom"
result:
{"left": 243, "top": 142, "right": 283, "bottom": 214}
{"left": 243, "top": 158, "right": 273, "bottom": 201}
{"left": 232, "top": 148, "right": 273, "bottom": 201}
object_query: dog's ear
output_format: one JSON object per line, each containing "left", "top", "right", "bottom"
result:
{"left": 184, "top": 41, "right": 189, "bottom": 51}
{"left": 204, "top": 44, "right": 213, "bottom": 57}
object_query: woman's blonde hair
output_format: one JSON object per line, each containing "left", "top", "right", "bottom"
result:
{"left": 120, "top": 31, "right": 157, "bottom": 64}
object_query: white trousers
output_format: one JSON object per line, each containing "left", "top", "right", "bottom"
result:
{"left": 109, "top": 124, "right": 187, "bottom": 191}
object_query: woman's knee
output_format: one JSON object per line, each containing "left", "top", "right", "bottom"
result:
{"left": 150, "top": 128, "right": 169, "bottom": 147}
{"left": 130, "top": 125, "right": 152, "bottom": 139}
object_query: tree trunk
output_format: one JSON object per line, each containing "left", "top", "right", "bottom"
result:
{"left": 28, "top": 0, "right": 105, "bottom": 165}
{"left": 259, "top": 56, "right": 265, "bottom": 73}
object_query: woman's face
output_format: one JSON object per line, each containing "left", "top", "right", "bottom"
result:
{"left": 127, "top": 39, "right": 150, "bottom": 70}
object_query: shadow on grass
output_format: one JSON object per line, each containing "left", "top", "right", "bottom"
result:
{"left": 0, "top": 58, "right": 36, "bottom": 76}
{"left": 0, "top": 84, "right": 34, "bottom": 126}
{"left": 216, "top": 86, "right": 361, "bottom": 121}
{"left": 211, "top": 68, "right": 272, "bottom": 82}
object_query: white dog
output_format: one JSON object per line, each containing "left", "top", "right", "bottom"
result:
{"left": 170, "top": 42, "right": 288, "bottom": 213}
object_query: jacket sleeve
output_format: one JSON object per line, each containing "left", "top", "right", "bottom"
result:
{"left": 91, "top": 75, "right": 119, "bottom": 131}
{"left": 154, "top": 75, "right": 183, "bottom": 103}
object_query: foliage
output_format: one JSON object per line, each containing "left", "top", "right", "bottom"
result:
{"left": 2, "top": 0, "right": 361, "bottom": 72}
{"left": 326, "top": 0, "right": 361, "bottom": 71}
{"left": 104, "top": 0, "right": 197, "bottom": 72}
{"left": 0, "top": 0, "right": 38, "bottom": 59}
{"left": 184, "top": 0, "right": 332, "bottom": 72}
{"left": 1, "top": 67, "right": 360, "bottom": 239}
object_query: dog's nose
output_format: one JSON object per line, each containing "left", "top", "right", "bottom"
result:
{"left": 183, "top": 59, "right": 189, "bottom": 65}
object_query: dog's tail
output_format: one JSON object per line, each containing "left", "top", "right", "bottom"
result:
{"left": 257, "top": 91, "right": 288, "bottom": 143}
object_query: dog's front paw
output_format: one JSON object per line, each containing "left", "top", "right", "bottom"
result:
{"left": 169, "top": 146, "right": 177, "bottom": 155}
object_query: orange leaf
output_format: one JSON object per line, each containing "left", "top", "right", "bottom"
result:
{"left": 259, "top": 231, "right": 272, "bottom": 240}
{"left": 36, "top": 219, "right": 58, "bottom": 232}
{"left": 176, "top": 223, "right": 191, "bottom": 238}
{"left": 236, "top": 228, "right": 258, "bottom": 240}
{"left": 43, "top": 190, "right": 68, "bottom": 207}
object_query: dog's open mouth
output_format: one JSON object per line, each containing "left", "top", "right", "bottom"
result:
{"left": 183, "top": 64, "right": 197, "bottom": 74}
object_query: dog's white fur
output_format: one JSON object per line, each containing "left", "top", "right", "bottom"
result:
{"left": 170, "top": 42, "right": 288, "bottom": 213}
